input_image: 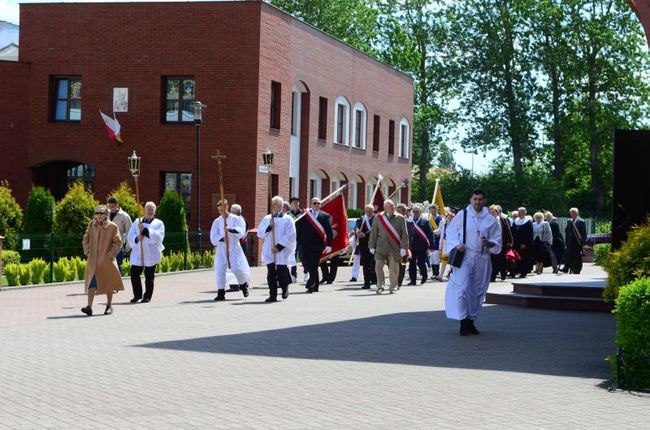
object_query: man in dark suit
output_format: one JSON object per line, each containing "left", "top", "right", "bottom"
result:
{"left": 408, "top": 204, "right": 435, "bottom": 285}
{"left": 296, "top": 197, "right": 333, "bottom": 293}
{"left": 563, "top": 207, "right": 587, "bottom": 274}
{"left": 355, "top": 204, "right": 377, "bottom": 289}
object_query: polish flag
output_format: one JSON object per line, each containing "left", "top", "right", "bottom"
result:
{"left": 99, "top": 110, "right": 123, "bottom": 144}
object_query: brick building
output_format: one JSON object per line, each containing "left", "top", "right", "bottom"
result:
{"left": 0, "top": 1, "right": 413, "bottom": 235}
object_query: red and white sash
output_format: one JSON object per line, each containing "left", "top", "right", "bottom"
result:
{"left": 305, "top": 210, "right": 327, "bottom": 245}
{"left": 412, "top": 219, "right": 430, "bottom": 248}
{"left": 378, "top": 212, "right": 401, "bottom": 247}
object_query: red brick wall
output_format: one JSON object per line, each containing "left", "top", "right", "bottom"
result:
{"left": 18, "top": 1, "right": 262, "bottom": 231}
{"left": 0, "top": 61, "right": 31, "bottom": 206}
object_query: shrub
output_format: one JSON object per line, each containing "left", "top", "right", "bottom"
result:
{"left": 108, "top": 182, "right": 142, "bottom": 221}
{"left": 43, "top": 268, "right": 53, "bottom": 284}
{"left": 169, "top": 252, "right": 181, "bottom": 272}
{"left": 347, "top": 208, "right": 364, "bottom": 219}
{"left": 53, "top": 181, "right": 99, "bottom": 258}
{"left": 190, "top": 251, "right": 202, "bottom": 270}
{"left": 18, "top": 264, "right": 31, "bottom": 285}
{"left": 121, "top": 260, "right": 131, "bottom": 277}
{"left": 0, "top": 181, "right": 23, "bottom": 251}
{"left": 596, "top": 220, "right": 611, "bottom": 234}
{"left": 159, "top": 255, "right": 170, "bottom": 273}
{"left": 615, "top": 277, "right": 650, "bottom": 390}
{"left": 603, "top": 217, "right": 650, "bottom": 302}
{"left": 202, "top": 249, "right": 214, "bottom": 269}
{"left": 4, "top": 263, "right": 20, "bottom": 286}
{"left": 53, "top": 259, "right": 70, "bottom": 282}
{"left": 71, "top": 257, "right": 85, "bottom": 280}
{"left": 156, "top": 191, "right": 189, "bottom": 254}
{"left": 21, "top": 186, "right": 57, "bottom": 261}
{"left": 594, "top": 244, "right": 610, "bottom": 266}
{"left": 29, "top": 259, "right": 48, "bottom": 284}
{"left": 2, "top": 250, "right": 21, "bottom": 267}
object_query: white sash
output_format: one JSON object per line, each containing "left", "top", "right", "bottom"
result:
{"left": 305, "top": 211, "right": 326, "bottom": 245}
{"left": 412, "top": 220, "right": 430, "bottom": 248}
{"left": 378, "top": 212, "right": 401, "bottom": 247}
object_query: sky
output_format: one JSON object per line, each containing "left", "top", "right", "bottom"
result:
{"left": 0, "top": 0, "right": 496, "bottom": 172}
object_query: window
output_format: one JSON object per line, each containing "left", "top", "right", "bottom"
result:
{"left": 399, "top": 118, "right": 410, "bottom": 158}
{"left": 372, "top": 115, "right": 380, "bottom": 152}
{"left": 164, "top": 77, "right": 195, "bottom": 123}
{"left": 352, "top": 102, "right": 367, "bottom": 149}
{"left": 163, "top": 172, "right": 192, "bottom": 217}
{"left": 53, "top": 76, "right": 82, "bottom": 121}
{"left": 318, "top": 97, "right": 328, "bottom": 140}
{"left": 270, "top": 81, "right": 281, "bottom": 130}
{"left": 333, "top": 96, "right": 350, "bottom": 146}
{"left": 388, "top": 120, "right": 395, "bottom": 156}
{"left": 66, "top": 164, "right": 94, "bottom": 190}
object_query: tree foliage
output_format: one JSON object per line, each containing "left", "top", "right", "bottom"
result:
{"left": 108, "top": 182, "right": 142, "bottom": 221}
{"left": 156, "top": 190, "right": 189, "bottom": 253}
{"left": 0, "top": 181, "right": 23, "bottom": 250}
{"left": 22, "top": 186, "right": 56, "bottom": 235}
{"left": 53, "top": 182, "right": 99, "bottom": 258}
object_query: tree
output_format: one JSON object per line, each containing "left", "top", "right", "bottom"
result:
{"left": 23, "top": 186, "right": 56, "bottom": 235}
{"left": 156, "top": 190, "right": 189, "bottom": 253}
{"left": 0, "top": 181, "right": 23, "bottom": 250}
{"left": 53, "top": 182, "right": 99, "bottom": 258}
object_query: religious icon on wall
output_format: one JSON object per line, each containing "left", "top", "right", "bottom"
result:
{"left": 113, "top": 88, "right": 129, "bottom": 112}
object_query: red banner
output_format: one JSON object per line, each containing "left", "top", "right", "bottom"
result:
{"left": 319, "top": 194, "right": 349, "bottom": 262}
{"left": 372, "top": 187, "right": 385, "bottom": 213}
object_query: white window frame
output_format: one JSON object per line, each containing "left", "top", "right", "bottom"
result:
{"left": 399, "top": 117, "right": 410, "bottom": 159}
{"left": 333, "top": 96, "right": 351, "bottom": 146}
{"left": 351, "top": 102, "right": 367, "bottom": 149}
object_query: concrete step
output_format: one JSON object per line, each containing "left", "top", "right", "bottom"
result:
{"left": 512, "top": 282, "right": 604, "bottom": 298}
{"left": 485, "top": 291, "right": 613, "bottom": 313}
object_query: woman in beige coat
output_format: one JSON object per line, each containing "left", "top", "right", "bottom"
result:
{"left": 81, "top": 205, "right": 125, "bottom": 316}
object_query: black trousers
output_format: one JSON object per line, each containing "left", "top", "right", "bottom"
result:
{"left": 360, "top": 246, "right": 376, "bottom": 286}
{"left": 320, "top": 257, "right": 339, "bottom": 284}
{"left": 131, "top": 265, "right": 156, "bottom": 300}
{"left": 398, "top": 263, "right": 406, "bottom": 287}
{"left": 491, "top": 252, "right": 508, "bottom": 282}
{"left": 563, "top": 243, "right": 583, "bottom": 274}
{"left": 408, "top": 249, "right": 428, "bottom": 283}
{"left": 303, "top": 249, "right": 322, "bottom": 290}
{"left": 267, "top": 263, "right": 291, "bottom": 299}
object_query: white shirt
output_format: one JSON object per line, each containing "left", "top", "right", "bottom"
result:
{"left": 257, "top": 213, "right": 297, "bottom": 266}
{"left": 127, "top": 218, "right": 165, "bottom": 267}
{"left": 444, "top": 205, "right": 502, "bottom": 255}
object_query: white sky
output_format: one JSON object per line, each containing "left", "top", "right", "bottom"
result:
{"left": 0, "top": 0, "right": 496, "bottom": 172}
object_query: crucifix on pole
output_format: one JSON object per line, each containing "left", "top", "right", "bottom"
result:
{"left": 211, "top": 150, "right": 230, "bottom": 269}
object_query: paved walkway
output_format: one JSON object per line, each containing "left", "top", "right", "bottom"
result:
{"left": 0, "top": 264, "right": 647, "bottom": 429}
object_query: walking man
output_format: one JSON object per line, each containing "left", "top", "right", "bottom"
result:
{"left": 210, "top": 200, "right": 251, "bottom": 301}
{"left": 369, "top": 199, "right": 409, "bottom": 294}
{"left": 408, "top": 204, "right": 435, "bottom": 285}
{"left": 563, "top": 207, "right": 587, "bottom": 274}
{"left": 107, "top": 196, "right": 132, "bottom": 272}
{"left": 296, "top": 197, "right": 333, "bottom": 293}
{"left": 127, "top": 201, "right": 165, "bottom": 303}
{"left": 444, "top": 189, "right": 502, "bottom": 336}
{"left": 355, "top": 204, "right": 377, "bottom": 289}
{"left": 258, "top": 196, "right": 296, "bottom": 302}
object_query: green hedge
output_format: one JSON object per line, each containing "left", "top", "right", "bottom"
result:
{"left": 0, "top": 181, "right": 23, "bottom": 251}
{"left": 347, "top": 208, "right": 364, "bottom": 218}
{"left": 615, "top": 277, "right": 650, "bottom": 390}
{"left": 594, "top": 244, "right": 610, "bottom": 266}
{"left": 156, "top": 191, "right": 189, "bottom": 254}
{"left": 603, "top": 217, "right": 650, "bottom": 302}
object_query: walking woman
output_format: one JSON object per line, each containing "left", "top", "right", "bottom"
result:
{"left": 532, "top": 212, "right": 553, "bottom": 275}
{"left": 81, "top": 205, "right": 125, "bottom": 316}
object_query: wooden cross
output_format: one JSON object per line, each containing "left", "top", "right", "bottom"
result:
{"left": 211, "top": 150, "right": 231, "bottom": 268}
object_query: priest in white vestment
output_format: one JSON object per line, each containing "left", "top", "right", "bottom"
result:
{"left": 258, "top": 196, "right": 297, "bottom": 302}
{"left": 210, "top": 200, "right": 251, "bottom": 301}
{"left": 444, "top": 189, "right": 502, "bottom": 336}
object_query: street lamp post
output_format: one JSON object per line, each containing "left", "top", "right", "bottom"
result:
{"left": 194, "top": 101, "right": 205, "bottom": 252}
{"left": 262, "top": 148, "right": 275, "bottom": 261}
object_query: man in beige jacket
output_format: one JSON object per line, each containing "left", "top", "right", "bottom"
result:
{"left": 369, "top": 199, "right": 409, "bottom": 294}
{"left": 107, "top": 196, "right": 132, "bottom": 272}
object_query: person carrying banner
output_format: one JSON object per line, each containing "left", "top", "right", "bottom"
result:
{"left": 444, "top": 189, "right": 502, "bottom": 336}
{"left": 258, "top": 196, "right": 296, "bottom": 302}
{"left": 296, "top": 197, "right": 333, "bottom": 293}
{"left": 355, "top": 204, "right": 377, "bottom": 289}
{"left": 210, "top": 200, "right": 251, "bottom": 301}
{"left": 369, "top": 199, "right": 409, "bottom": 294}
{"left": 428, "top": 203, "right": 444, "bottom": 278}
{"left": 408, "top": 204, "right": 435, "bottom": 285}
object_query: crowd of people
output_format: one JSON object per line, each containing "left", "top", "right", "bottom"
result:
{"left": 79, "top": 191, "right": 588, "bottom": 336}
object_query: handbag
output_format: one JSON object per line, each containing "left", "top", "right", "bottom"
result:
{"left": 448, "top": 209, "right": 466, "bottom": 268}
{"left": 505, "top": 248, "right": 521, "bottom": 263}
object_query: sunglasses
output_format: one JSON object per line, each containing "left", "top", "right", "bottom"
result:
{"left": 312, "top": 202, "right": 321, "bottom": 205}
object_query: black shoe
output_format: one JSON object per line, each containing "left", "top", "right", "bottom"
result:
{"left": 349, "top": 277, "right": 357, "bottom": 282}
{"left": 312, "top": 287, "right": 319, "bottom": 292}
{"left": 104, "top": 306, "right": 113, "bottom": 315}
{"left": 361, "top": 285, "right": 370, "bottom": 289}
{"left": 407, "top": 281, "right": 417, "bottom": 286}
{"left": 459, "top": 319, "right": 469, "bottom": 336}
{"left": 129, "top": 298, "right": 140, "bottom": 304}
{"left": 420, "top": 278, "right": 427, "bottom": 285}
{"left": 281, "top": 289, "right": 289, "bottom": 299}
{"left": 141, "top": 298, "right": 151, "bottom": 303}
{"left": 228, "top": 286, "right": 240, "bottom": 292}
{"left": 265, "top": 297, "right": 278, "bottom": 303}
{"left": 81, "top": 306, "right": 92, "bottom": 316}
{"left": 214, "top": 290, "right": 226, "bottom": 301}
{"left": 468, "top": 320, "right": 479, "bottom": 335}
{"left": 240, "top": 283, "right": 250, "bottom": 298}
{"left": 306, "top": 288, "right": 313, "bottom": 294}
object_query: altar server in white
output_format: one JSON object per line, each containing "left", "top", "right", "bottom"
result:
{"left": 128, "top": 201, "right": 165, "bottom": 303}
{"left": 444, "top": 189, "right": 501, "bottom": 336}
{"left": 210, "top": 200, "right": 251, "bottom": 301}
{"left": 258, "top": 196, "right": 297, "bottom": 302}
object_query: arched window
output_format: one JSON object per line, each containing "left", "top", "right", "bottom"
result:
{"left": 351, "top": 102, "right": 367, "bottom": 149}
{"left": 399, "top": 118, "right": 410, "bottom": 158}
{"left": 333, "top": 96, "right": 350, "bottom": 146}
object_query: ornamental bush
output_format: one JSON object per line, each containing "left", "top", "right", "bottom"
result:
{"left": 159, "top": 255, "right": 170, "bottom": 273}
{"left": 190, "top": 251, "right": 202, "bottom": 270}
{"left": 615, "top": 277, "right": 650, "bottom": 390}
{"left": 347, "top": 208, "right": 364, "bottom": 218}
{"left": 71, "top": 257, "right": 85, "bottom": 280}
{"left": 603, "top": 217, "right": 650, "bottom": 302}
{"left": 156, "top": 191, "right": 189, "bottom": 254}
{"left": 4, "top": 264, "right": 20, "bottom": 286}
{"left": 29, "top": 259, "right": 48, "bottom": 284}
{"left": 21, "top": 186, "right": 57, "bottom": 262}
{"left": 108, "top": 182, "right": 142, "bottom": 221}
{"left": 121, "top": 260, "right": 131, "bottom": 277}
{"left": 18, "top": 264, "right": 31, "bottom": 285}
{"left": 594, "top": 244, "right": 610, "bottom": 266}
{"left": 0, "top": 181, "right": 23, "bottom": 251}
{"left": 2, "top": 250, "right": 21, "bottom": 267}
{"left": 54, "top": 182, "right": 99, "bottom": 258}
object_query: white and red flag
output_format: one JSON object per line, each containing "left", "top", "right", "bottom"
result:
{"left": 99, "top": 109, "right": 123, "bottom": 144}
